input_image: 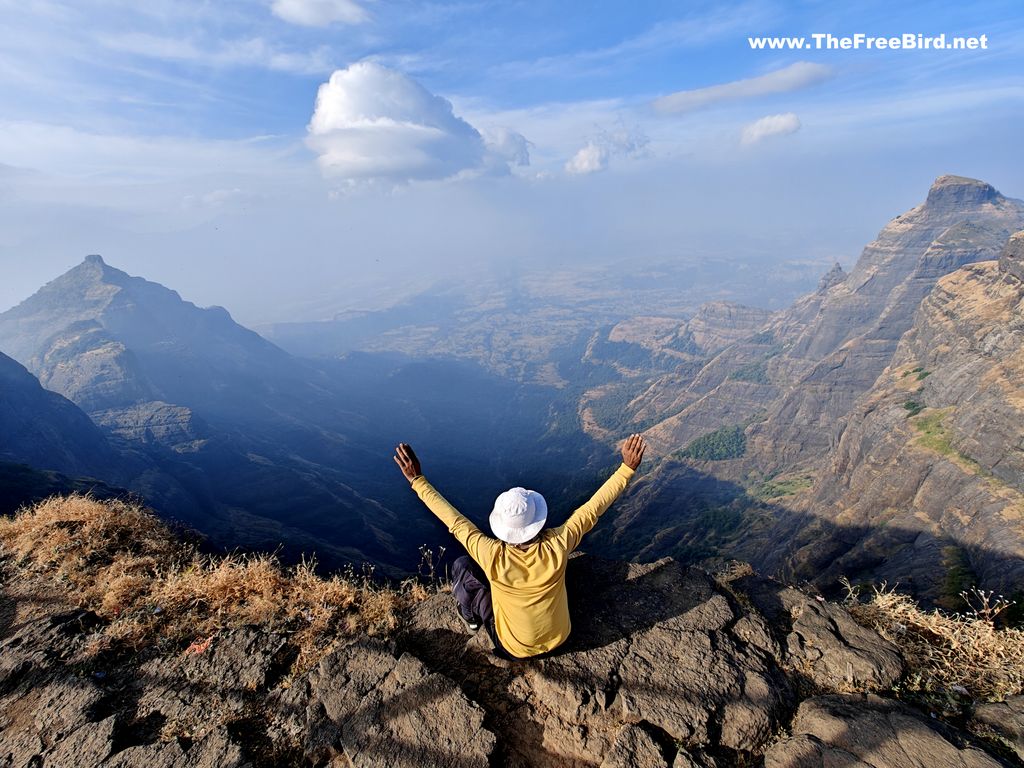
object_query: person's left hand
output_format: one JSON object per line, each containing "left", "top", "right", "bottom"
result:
{"left": 393, "top": 443, "right": 422, "bottom": 482}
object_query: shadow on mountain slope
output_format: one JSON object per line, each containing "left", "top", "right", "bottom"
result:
{"left": 580, "top": 457, "right": 1024, "bottom": 609}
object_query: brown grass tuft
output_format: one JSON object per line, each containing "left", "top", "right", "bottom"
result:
{"left": 0, "top": 494, "right": 434, "bottom": 673}
{"left": 843, "top": 579, "right": 1024, "bottom": 702}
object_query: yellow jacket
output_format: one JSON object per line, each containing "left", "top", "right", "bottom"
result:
{"left": 411, "top": 463, "right": 635, "bottom": 658}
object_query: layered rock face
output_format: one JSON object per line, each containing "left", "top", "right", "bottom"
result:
{"left": 750, "top": 176, "right": 1024, "bottom": 471}
{"left": 629, "top": 176, "right": 1024, "bottom": 465}
{"left": 593, "top": 178, "right": 1024, "bottom": 601}
{"left": 762, "top": 230, "right": 1024, "bottom": 600}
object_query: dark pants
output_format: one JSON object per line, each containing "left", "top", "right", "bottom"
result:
{"left": 451, "top": 555, "right": 519, "bottom": 660}
{"left": 452, "top": 555, "right": 494, "bottom": 625}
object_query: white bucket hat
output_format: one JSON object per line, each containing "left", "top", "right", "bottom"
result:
{"left": 489, "top": 487, "right": 548, "bottom": 544}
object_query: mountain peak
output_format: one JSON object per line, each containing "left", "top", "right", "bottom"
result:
{"left": 925, "top": 175, "right": 1000, "bottom": 210}
{"left": 817, "top": 261, "right": 846, "bottom": 291}
{"left": 83, "top": 254, "right": 105, "bottom": 266}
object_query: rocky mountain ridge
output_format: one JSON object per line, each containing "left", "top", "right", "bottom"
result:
{"left": 587, "top": 177, "right": 1024, "bottom": 602}
{"left": 625, "top": 175, "right": 1024, "bottom": 465}
{"left": 0, "top": 350, "right": 121, "bottom": 480}
{"left": 754, "top": 230, "right": 1024, "bottom": 602}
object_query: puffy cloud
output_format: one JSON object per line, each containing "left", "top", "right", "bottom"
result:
{"left": 307, "top": 62, "right": 527, "bottom": 185}
{"left": 565, "top": 142, "right": 608, "bottom": 175}
{"left": 653, "top": 62, "right": 832, "bottom": 114}
{"left": 565, "top": 122, "right": 648, "bottom": 175}
{"left": 741, "top": 113, "right": 801, "bottom": 145}
{"left": 271, "top": 0, "right": 369, "bottom": 26}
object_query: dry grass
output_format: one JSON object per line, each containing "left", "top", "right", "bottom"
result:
{"left": 0, "top": 494, "right": 433, "bottom": 672}
{"left": 843, "top": 579, "right": 1024, "bottom": 702}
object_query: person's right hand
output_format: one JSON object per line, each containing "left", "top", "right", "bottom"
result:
{"left": 393, "top": 443, "right": 422, "bottom": 482}
{"left": 621, "top": 433, "right": 647, "bottom": 470}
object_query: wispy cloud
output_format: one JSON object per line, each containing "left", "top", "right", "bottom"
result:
{"left": 741, "top": 113, "right": 801, "bottom": 145}
{"left": 654, "top": 62, "right": 833, "bottom": 114}
{"left": 98, "top": 33, "right": 335, "bottom": 75}
{"left": 494, "top": 4, "right": 769, "bottom": 81}
{"left": 0, "top": 119, "right": 302, "bottom": 183}
{"left": 271, "top": 0, "right": 370, "bottom": 27}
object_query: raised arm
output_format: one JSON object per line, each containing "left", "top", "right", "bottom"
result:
{"left": 393, "top": 443, "right": 496, "bottom": 565}
{"left": 561, "top": 434, "right": 647, "bottom": 552}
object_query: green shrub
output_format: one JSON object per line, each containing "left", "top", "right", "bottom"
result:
{"left": 903, "top": 399, "right": 925, "bottom": 417}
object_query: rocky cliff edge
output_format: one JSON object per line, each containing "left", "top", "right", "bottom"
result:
{"left": 4, "top": 498, "right": 1022, "bottom": 767}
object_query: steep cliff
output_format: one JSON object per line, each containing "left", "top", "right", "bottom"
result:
{"left": 758, "top": 230, "right": 1024, "bottom": 603}
{"left": 749, "top": 176, "right": 1024, "bottom": 472}
{"left": 584, "top": 179, "right": 1024, "bottom": 604}
{"left": 630, "top": 176, "right": 1024, "bottom": 466}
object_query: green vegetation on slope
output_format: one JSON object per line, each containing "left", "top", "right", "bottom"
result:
{"left": 727, "top": 360, "right": 769, "bottom": 384}
{"left": 903, "top": 399, "right": 925, "bottom": 417}
{"left": 910, "top": 408, "right": 988, "bottom": 477}
{"left": 676, "top": 425, "right": 747, "bottom": 461}
{"left": 585, "top": 384, "right": 660, "bottom": 434}
{"left": 753, "top": 474, "right": 814, "bottom": 500}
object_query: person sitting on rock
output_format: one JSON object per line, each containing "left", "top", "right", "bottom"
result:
{"left": 392, "top": 434, "right": 646, "bottom": 660}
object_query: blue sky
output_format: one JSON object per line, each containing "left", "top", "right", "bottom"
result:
{"left": 1, "top": 0, "right": 1022, "bottom": 322}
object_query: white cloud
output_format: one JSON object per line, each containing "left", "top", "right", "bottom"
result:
{"left": 565, "top": 143, "right": 609, "bottom": 175}
{"left": 653, "top": 62, "right": 832, "bottom": 114}
{"left": 565, "top": 122, "right": 648, "bottom": 175}
{"left": 741, "top": 113, "right": 801, "bottom": 145}
{"left": 271, "top": 0, "right": 369, "bottom": 26}
{"left": 306, "top": 62, "right": 526, "bottom": 185}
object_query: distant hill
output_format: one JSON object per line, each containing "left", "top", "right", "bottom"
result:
{"left": 0, "top": 255, "right": 415, "bottom": 571}
{"left": 0, "top": 258, "right": 609, "bottom": 573}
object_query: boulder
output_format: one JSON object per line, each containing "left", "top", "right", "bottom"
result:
{"left": 399, "top": 556, "right": 792, "bottom": 766}
{"left": 738, "top": 577, "right": 904, "bottom": 691}
{"left": 300, "top": 637, "right": 495, "bottom": 767}
{"left": 764, "top": 694, "right": 1002, "bottom": 768}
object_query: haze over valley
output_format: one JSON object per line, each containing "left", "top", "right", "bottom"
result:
{"left": 4, "top": 175, "right": 1024, "bottom": 610}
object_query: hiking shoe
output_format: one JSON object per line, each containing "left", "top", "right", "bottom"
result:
{"left": 457, "top": 608, "right": 481, "bottom": 633}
